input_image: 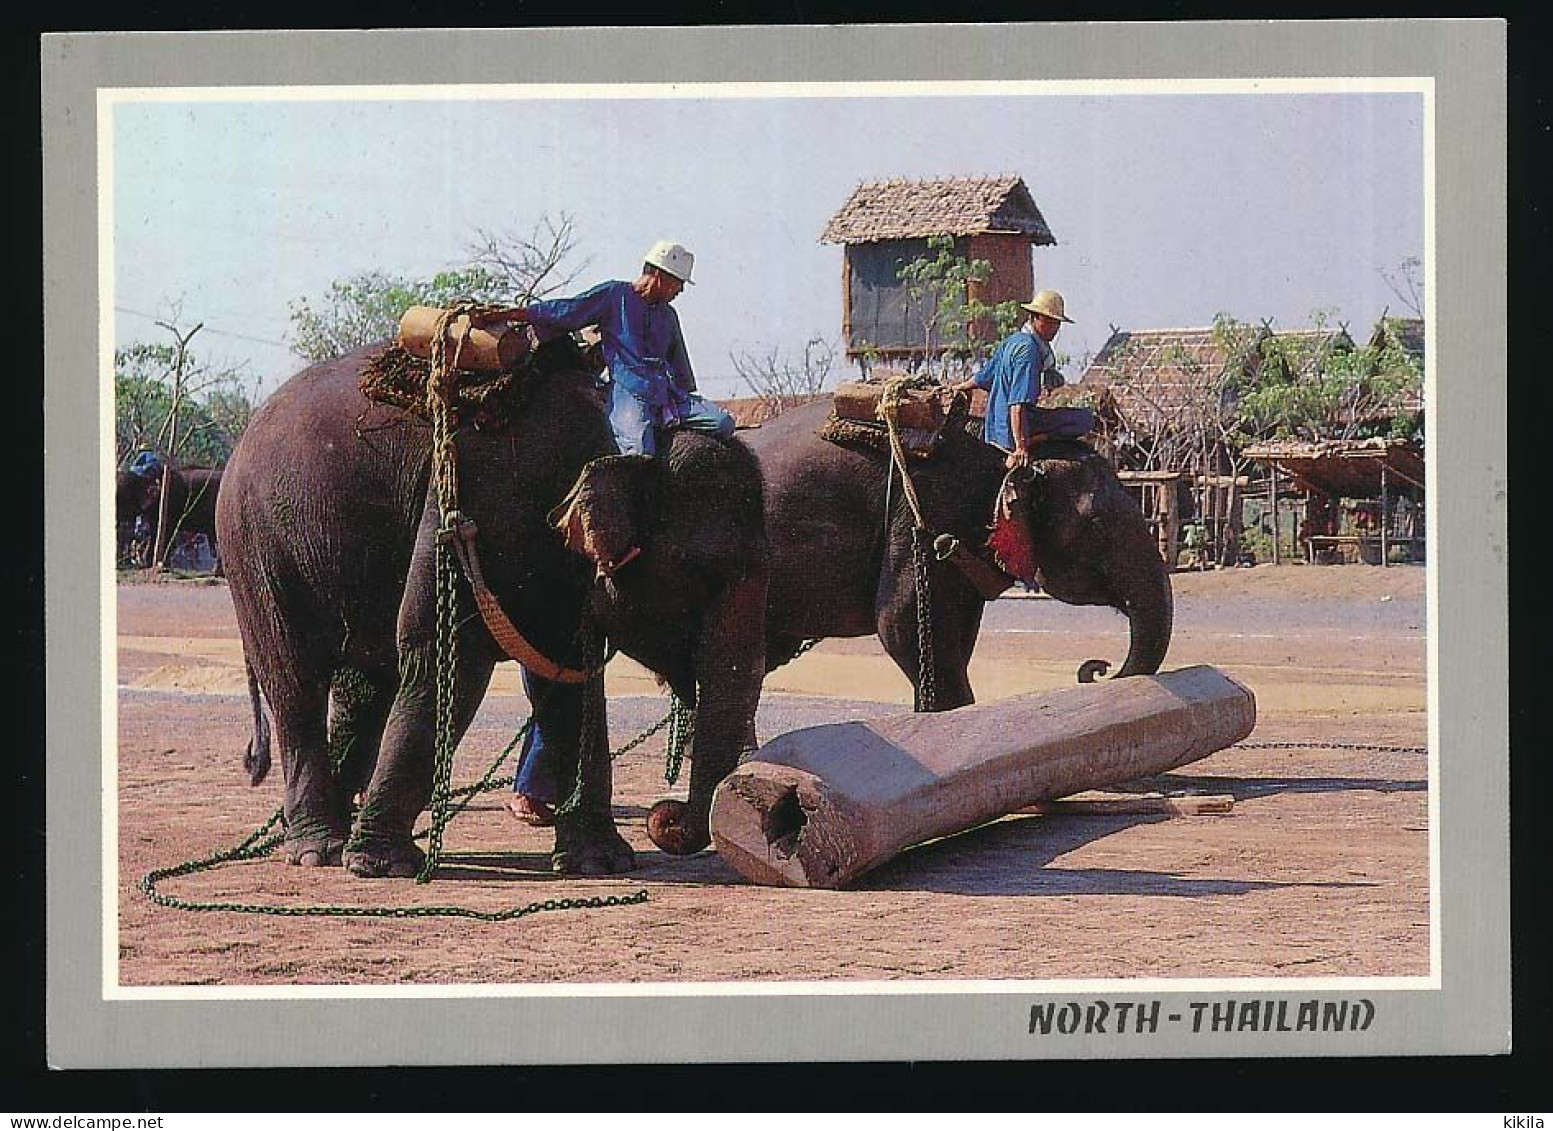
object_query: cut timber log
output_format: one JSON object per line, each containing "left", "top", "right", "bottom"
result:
{"left": 710, "top": 665, "right": 1255, "bottom": 888}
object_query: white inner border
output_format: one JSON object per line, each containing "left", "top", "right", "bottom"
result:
{"left": 99, "top": 76, "right": 1438, "bottom": 1001}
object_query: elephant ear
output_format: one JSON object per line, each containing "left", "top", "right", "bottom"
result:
{"left": 550, "top": 454, "right": 657, "bottom": 577}
{"left": 985, "top": 469, "right": 1040, "bottom": 585}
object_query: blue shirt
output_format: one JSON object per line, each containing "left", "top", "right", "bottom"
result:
{"left": 973, "top": 329, "right": 1051, "bottom": 449}
{"left": 525, "top": 280, "right": 695, "bottom": 411}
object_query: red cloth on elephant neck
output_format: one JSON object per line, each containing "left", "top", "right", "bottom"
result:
{"left": 986, "top": 474, "right": 1038, "bottom": 584}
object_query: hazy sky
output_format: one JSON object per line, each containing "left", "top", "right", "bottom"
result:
{"left": 110, "top": 85, "right": 1425, "bottom": 400}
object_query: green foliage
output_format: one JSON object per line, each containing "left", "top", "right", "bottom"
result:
{"left": 115, "top": 342, "right": 256, "bottom": 468}
{"left": 896, "top": 235, "right": 1026, "bottom": 375}
{"left": 1226, "top": 312, "right": 1423, "bottom": 445}
{"left": 287, "top": 266, "right": 508, "bottom": 363}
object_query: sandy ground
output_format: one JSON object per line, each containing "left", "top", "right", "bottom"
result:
{"left": 114, "top": 564, "right": 1429, "bottom": 986}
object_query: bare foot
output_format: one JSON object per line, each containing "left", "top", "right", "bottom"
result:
{"left": 504, "top": 794, "right": 556, "bottom": 827}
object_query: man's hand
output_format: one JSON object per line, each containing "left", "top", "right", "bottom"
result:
{"left": 1005, "top": 448, "right": 1034, "bottom": 471}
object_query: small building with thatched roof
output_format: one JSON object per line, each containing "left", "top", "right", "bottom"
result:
{"left": 820, "top": 174, "right": 1056, "bottom": 364}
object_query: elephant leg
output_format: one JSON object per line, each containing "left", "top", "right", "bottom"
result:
{"left": 269, "top": 681, "right": 352, "bottom": 868}
{"left": 875, "top": 539, "right": 980, "bottom": 712}
{"left": 326, "top": 663, "right": 398, "bottom": 806}
{"left": 547, "top": 671, "right": 636, "bottom": 876}
{"left": 343, "top": 634, "right": 497, "bottom": 879}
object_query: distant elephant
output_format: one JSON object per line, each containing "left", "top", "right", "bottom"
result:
{"left": 115, "top": 464, "right": 223, "bottom": 570}
{"left": 747, "top": 398, "right": 1172, "bottom": 708}
{"left": 215, "top": 336, "right": 767, "bottom": 876}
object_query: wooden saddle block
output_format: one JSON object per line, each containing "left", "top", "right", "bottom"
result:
{"left": 831, "top": 380, "right": 952, "bottom": 432}
{"left": 709, "top": 665, "right": 1257, "bottom": 889}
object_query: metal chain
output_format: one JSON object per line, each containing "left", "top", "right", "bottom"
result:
{"left": 912, "top": 526, "right": 938, "bottom": 713}
{"left": 416, "top": 305, "right": 473, "bottom": 885}
{"left": 1233, "top": 740, "right": 1427, "bottom": 754}
{"left": 664, "top": 698, "right": 695, "bottom": 786}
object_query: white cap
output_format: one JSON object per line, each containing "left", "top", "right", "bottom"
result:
{"left": 644, "top": 240, "right": 695, "bottom": 284}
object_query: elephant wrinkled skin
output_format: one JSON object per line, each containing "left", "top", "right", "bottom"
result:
{"left": 748, "top": 398, "right": 1172, "bottom": 707}
{"left": 215, "top": 338, "right": 766, "bottom": 876}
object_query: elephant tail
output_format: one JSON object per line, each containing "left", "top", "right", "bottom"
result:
{"left": 242, "top": 660, "right": 273, "bottom": 787}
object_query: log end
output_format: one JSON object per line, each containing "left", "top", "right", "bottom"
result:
{"left": 710, "top": 765, "right": 870, "bottom": 889}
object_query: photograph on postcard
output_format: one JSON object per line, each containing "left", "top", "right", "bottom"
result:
{"left": 103, "top": 80, "right": 1434, "bottom": 989}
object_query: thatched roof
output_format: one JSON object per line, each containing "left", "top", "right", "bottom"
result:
{"left": 1077, "top": 326, "right": 1267, "bottom": 430}
{"left": 1369, "top": 317, "right": 1425, "bottom": 364}
{"left": 820, "top": 175, "right": 1056, "bottom": 246}
{"left": 1242, "top": 438, "right": 1425, "bottom": 498}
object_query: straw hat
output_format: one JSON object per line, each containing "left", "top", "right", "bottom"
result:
{"left": 1021, "top": 289, "right": 1073, "bottom": 323}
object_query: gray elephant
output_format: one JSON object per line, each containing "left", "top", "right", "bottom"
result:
{"left": 747, "top": 397, "right": 1172, "bottom": 707}
{"left": 216, "top": 335, "right": 767, "bottom": 876}
{"left": 116, "top": 463, "right": 223, "bottom": 569}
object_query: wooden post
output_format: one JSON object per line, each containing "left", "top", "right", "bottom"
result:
{"left": 1379, "top": 460, "right": 1390, "bottom": 568}
{"left": 710, "top": 665, "right": 1257, "bottom": 889}
{"left": 1270, "top": 464, "right": 1281, "bottom": 566}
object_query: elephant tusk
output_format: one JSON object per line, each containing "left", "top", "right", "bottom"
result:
{"left": 596, "top": 545, "right": 643, "bottom": 579}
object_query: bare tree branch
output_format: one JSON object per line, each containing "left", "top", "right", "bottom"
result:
{"left": 466, "top": 212, "right": 588, "bottom": 302}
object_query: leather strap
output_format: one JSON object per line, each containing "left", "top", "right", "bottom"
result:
{"left": 438, "top": 512, "right": 594, "bottom": 684}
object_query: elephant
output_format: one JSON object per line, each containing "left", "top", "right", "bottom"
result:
{"left": 215, "top": 334, "right": 768, "bottom": 877}
{"left": 116, "top": 463, "right": 223, "bottom": 570}
{"left": 746, "top": 397, "right": 1172, "bottom": 708}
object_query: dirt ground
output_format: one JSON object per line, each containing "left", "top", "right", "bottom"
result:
{"left": 114, "top": 563, "right": 1429, "bottom": 986}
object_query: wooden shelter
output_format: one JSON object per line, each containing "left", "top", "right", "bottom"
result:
{"left": 820, "top": 175, "right": 1056, "bottom": 364}
{"left": 1241, "top": 438, "right": 1425, "bottom": 565}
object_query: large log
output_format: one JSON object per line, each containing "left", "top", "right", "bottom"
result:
{"left": 710, "top": 665, "right": 1255, "bottom": 888}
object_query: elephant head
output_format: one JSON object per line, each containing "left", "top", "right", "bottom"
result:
{"left": 999, "top": 446, "right": 1174, "bottom": 680}
{"left": 552, "top": 434, "right": 770, "bottom": 856}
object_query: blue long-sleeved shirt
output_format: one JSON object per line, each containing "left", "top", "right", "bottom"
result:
{"left": 525, "top": 280, "right": 695, "bottom": 411}
{"left": 972, "top": 329, "right": 1052, "bottom": 449}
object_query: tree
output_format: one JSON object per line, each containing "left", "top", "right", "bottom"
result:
{"left": 115, "top": 339, "right": 256, "bottom": 469}
{"left": 730, "top": 335, "right": 838, "bottom": 420}
{"left": 287, "top": 267, "right": 508, "bottom": 363}
{"left": 892, "top": 235, "right": 1026, "bottom": 380}
{"left": 287, "top": 214, "right": 585, "bottom": 363}
{"left": 1236, "top": 311, "right": 1423, "bottom": 444}
{"left": 1380, "top": 256, "right": 1424, "bottom": 319}
{"left": 113, "top": 318, "right": 259, "bottom": 569}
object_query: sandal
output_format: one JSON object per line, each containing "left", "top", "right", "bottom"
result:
{"left": 504, "top": 794, "right": 556, "bottom": 827}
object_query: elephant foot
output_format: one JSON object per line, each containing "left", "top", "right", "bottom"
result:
{"left": 646, "top": 799, "right": 711, "bottom": 856}
{"left": 551, "top": 813, "right": 635, "bottom": 876}
{"left": 282, "top": 828, "right": 346, "bottom": 868}
{"left": 342, "top": 836, "right": 426, "bottom": 879}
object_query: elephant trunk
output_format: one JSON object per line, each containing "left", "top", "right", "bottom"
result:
{"left": 647, "top": 571, "right": 769, "bottom": 856}
{"left": 1113, "top": 559, "right": 1174, "bottom": 678}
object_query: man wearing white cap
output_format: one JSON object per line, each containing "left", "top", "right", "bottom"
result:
{"left": 481, "top": 241, "right": 736, "bottom": 825}
{"left": 490, "top": 239, "right": 735, "bottom": 457}
{"left": 952, "top": 289, "right": 1077, "bottom": 470}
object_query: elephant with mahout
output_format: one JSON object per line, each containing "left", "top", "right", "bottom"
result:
{"left": 216, "top": 335, "right": 768, "bottom": 877}
{"left": 116, "top": 463, "right": 223, "bottom": 569}
{"left": 746, "top": 396, "right": 1173, "bottom": 708}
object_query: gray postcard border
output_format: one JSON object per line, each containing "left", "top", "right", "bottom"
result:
{"left": 43, "top": 20, "right": 1508, "bottom": 1067}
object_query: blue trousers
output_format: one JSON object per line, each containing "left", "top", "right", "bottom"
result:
{"left": 608, "top": 383, "right": 735, "bottom": 456}
{"left": 512, "top": 667, "right": 574, "bottom": 804}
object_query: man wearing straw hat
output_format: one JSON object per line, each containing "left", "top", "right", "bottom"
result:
{"left": 951, "top": 289, "right": 1083, "bottom": 470}
{"left": 486, "top": 239, "right": 735, "bottom": 459}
